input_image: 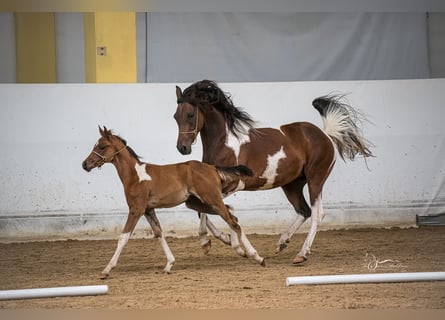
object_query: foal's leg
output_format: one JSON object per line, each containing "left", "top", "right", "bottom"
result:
{"left": 144, "top": 208, "right": 175, "bottom": 273}
{"left": 202, "top": 213, "right": 232, "bottom": 245}
{"left": 198, "top": 212, "right": 232, "bottom": 255}
{"left": 277, "top": 178, "right": 311, "bottom": 253}
{"left": 197, "top": 212, "right": 211, "bottom": 254}
{"left": 187, "top": 197, "right": 239, "bottom": 255}
{"left": 225, "top": 205, "right": 265, "bottom": 266}
{"left": 198, "top": 192, "right": 264, "bottom": 265}
{"left": 101, "top": 211, "right": 142, "bottom": 279}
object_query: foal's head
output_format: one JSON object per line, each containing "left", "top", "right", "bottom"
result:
{"left": 82, "top": 126, "right": 137, "bottom": 172}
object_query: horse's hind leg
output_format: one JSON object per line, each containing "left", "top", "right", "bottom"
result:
{"left": 293, "top": 194, "right": 324, "bottom": 264}
{"left": 277, "top": 178, "right": 311, "bottom": 253}
{"left": 144, "top": 208, "right": 175, "bottom": 273}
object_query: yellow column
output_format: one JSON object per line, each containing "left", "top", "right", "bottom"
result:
{"left": 84, "top": 12, "right": 137, "bottom": 83}
{"left": 15, "top": 12, "right": 56, "bottom": 83}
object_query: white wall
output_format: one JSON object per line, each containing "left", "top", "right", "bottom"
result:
{"left": 0, "top": 80, "right": 444, "bottom": 241}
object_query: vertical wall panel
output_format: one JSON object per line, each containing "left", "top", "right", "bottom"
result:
{"left": 136, "top": 12, "right": 147, "bottom": 83}
{"left": 55, "top": 13, "right": 85, "bottom": 83}
{"left": 0, "top": 13, "right": 16, "bottom": 83}
{"left": 428, "top": 12, "right": 445, "bottom": 78}
{"left": 15, "top": 12, "right": 56, "bottom": 83}
{"left": 83, "top": 12, "right": 137, "bottom": 83}
{"left": 83, "top": 13, "right": 97, "bottom": 83}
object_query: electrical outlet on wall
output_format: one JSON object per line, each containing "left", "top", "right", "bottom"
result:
{"left": 97, "top": 46, "right": 107, "bottom": 56}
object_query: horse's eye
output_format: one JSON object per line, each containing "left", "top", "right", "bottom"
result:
{"left": 187, "top": 113, "right": 194, "bottom": 120}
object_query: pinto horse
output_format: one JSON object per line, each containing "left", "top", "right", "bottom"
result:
{"left": 174, "top": 80, "right": 373, "bottom": 264}
{"left": 82, "top": 126, "right": 264, "bottom": 279}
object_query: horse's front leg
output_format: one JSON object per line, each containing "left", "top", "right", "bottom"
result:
{"left": 144, "top": 208, "right": 175, "bottom": 273}
{"left": 101, "top": 210, "right": 142, "bottom": 279}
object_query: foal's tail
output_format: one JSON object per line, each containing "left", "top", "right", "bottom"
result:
{"left": 216, "top": 165, "right": 253, "bottom": 179}
{"left": 312, "top": 94, "right": 374, "bottom": 161}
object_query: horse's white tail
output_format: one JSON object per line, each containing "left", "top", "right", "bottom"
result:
{"left": 312, "top": 94, "right": 374, "bottom": 161}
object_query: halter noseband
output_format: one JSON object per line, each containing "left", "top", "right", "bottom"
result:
{"left": 92, "top": 145, "right": 127, "bottom": 168}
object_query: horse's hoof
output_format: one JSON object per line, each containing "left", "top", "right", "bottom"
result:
{"left": 260, "top": 258, "right": 266, "bottom": 267}
{"left": 202, "top": 240, "right": 211, "bottom": 255}
{"left": 292, "top": 255, "right": 307, "bottom": 265}
{"left": 275, "top": 243, "right": 287, "bottom": 254}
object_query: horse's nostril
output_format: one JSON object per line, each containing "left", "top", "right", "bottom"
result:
{"left": 177, "top": 144, "right": 190, "bottom": 155}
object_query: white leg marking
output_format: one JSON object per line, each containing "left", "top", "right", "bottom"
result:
{"left": 259, "top": 146, "right": 286, "bottom": 189}
{"left": 205, "top": 216, "right": 231, "bottom": 245}
{"left": 240, "top": 231, "right": 264, "bottom": 265}
{"left": 135, "top": 163, "right": 152, "bottom": 182}
{"left": 297, "top": 196, "right": 323, "bottom": 259}
{"left": 102, "top": 232, "right": 131, "bottom": 276}
{"left": 198, "top": 213, "right": 210, "bottom": 246}
{"left": 158, "top": 233, "right": 175, "bottom": 273}
{"left": 278, "top": 214, "right": 306, "bottom": 245}
{"left": 229, "top": 229, "right": 246, "bottom": 257}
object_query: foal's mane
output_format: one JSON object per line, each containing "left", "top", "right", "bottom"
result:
{"left": 182, "top": 80, "right": 256, "bottom": 138}
{"left": 112, "top": 134, "right": 142, "bottom": 161}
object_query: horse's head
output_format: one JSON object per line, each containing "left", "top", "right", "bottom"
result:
{"left": 82, "top": 126, "right": 127, "bottom": 172}
{"left": 174, "top": 85, "right": 205, "bottom": 155}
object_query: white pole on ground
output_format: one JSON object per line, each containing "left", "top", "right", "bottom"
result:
{"left": 286, "top": 271, "right": 445, "bottom": 286}
{"left": 0, "top": 285, "right": 108, "bottom": 300}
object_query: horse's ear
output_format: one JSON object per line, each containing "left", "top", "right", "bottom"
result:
{"left": 176, "top": 86, "right": 183, "bottom": 99}
{"left": 99, "top": 125, "right": 105, "bottom": 137}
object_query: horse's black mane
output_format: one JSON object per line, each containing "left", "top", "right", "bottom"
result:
{"left": 114, "top": 134, "right": 142, "bottom": 161}
{"left": 182, "top": 80, "right": 256, "bottom": 138}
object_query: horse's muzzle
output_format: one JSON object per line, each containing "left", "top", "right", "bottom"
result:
{"left": 177, "top": 144, "right": 191, "bottom": 155}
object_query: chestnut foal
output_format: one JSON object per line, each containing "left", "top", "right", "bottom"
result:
{"left": 82, "top": 126, "right": 264, "bottom": 279}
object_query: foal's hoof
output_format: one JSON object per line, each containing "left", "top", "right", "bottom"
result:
{"left": 275, "top": 243, "right": 288, "bottom": 254}
{"left": 99, "top": 273, "right": 109, "bottom": 280}
{"left": 260, "top": 258, "right": 266, "bottom": 267}
{"left": 292, "top": 255, "right": 307, "bottom": 265}
{"left": 201, "top": 240, "right": 212, "bottom": 255}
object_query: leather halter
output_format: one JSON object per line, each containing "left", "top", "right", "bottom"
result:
{"left": 177, "top": 98, "right": 200, "bottom": 143}
{"left": 92, "top": 145, "right": 127, "bottom": 168}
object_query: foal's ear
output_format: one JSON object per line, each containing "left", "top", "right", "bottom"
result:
{"left": 98, "top": 125, "right": 110, "bottom": 138}
{"left": 176, "top": 86, "right": 183, "bottom": 99}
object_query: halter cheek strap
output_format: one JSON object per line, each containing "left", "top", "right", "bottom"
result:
{"left": 93, "top": 145, "right": 127, "bottom": 168}
{"left": 177, "top": 104, "right": 199, "bottom": 144}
